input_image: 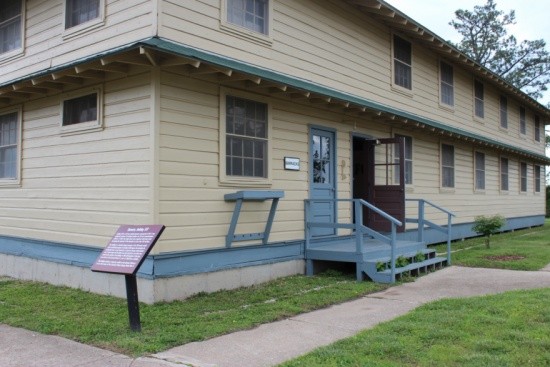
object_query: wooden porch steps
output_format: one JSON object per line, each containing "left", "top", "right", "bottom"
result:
{"left": 362, "top": 249, "right": 447, "bottom": 283}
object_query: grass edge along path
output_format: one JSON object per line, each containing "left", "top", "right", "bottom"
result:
{"left": 0, "top": 271, "right": 388, "bottom": 356}
{"left": 279, "top": 287, "right": 550, "bottom": 367}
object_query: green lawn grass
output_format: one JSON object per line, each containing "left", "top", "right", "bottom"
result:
{"left": 279, "top": 288, "right": 550, "bottom": 367}
{"left": 1, "top": 221, "right": 549, "bottom": 358}
{"left": 434, "top": 222, "right": 550, "bottom": 271}
{"left": 0, "top": 271, "right": 387, "bottom": 356}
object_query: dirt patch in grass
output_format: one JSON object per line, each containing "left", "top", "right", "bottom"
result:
{"left": 484, "top": 255, "right": 526, "bottom": 261}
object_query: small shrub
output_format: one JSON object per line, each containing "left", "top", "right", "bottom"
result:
{"left": 395, "top": 255, "right": 409, "bottom": 268}
{"left": 414, "top": 252, "right": 425, "bottom": 263}
{"left": 472, "top": 214, "right": 506, "bottom": 249}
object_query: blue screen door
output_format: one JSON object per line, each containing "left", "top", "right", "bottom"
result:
{"left": 309, "top": 128, "right": 336, "bottom": 236}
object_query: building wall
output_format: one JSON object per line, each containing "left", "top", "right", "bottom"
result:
{"left": 0, "top": 70, "right": 153, "bottom": 247}
{"left": 158, "top": 0, "right": 546, "bottom": 159}
{"left": 0, "top": 0, "right": 155, "bottom": 84}
{"left": 155, "top": 70, "right": 545, "bottom": 253}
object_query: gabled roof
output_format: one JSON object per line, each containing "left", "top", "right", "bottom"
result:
{"left": 345, "top": 0, "right": 550, "bottom": 119}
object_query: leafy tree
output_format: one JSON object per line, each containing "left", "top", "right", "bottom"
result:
{"left": 472, "top": 215, "right": 506, "bottom": 249}
{"left": 450, "top": 0, "right": 550, "bottom": 100}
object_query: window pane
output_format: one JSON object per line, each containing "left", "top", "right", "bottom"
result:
{"left": 0, "top": 112, "right": 18, "bottom": 179}
{"left": 66, "top": 0, "right": 100, "bottom": 28}
{"left": 474, "top": 81, "right": 484, "bottom": 118}
{"left": 500, "top": 158, "right": 509, "bottom": 191}
{"left": 0, "top": 0, "right": 22, "bottom": 54}
{"left": 225, "top": 95, "right": 268, "bottom": 178}
{"left": 63, "top": 93, "right": 98, "bottom": 126}
{"left": 226, "top": 0, "right": 268, "bottom": 34}
{"left": 519, "top": 107, "right": 526, "bottom": 134}
{"left": 441, "top": 144, "right": 454, "bottom": 188}
{"left": 394, "top": 35, "right": 412, "bottom": 89}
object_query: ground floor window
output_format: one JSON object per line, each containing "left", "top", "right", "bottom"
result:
{"left": 475, "top": 151, "right": 485, "bottom": 190}
{"left": 534, "top": 165, "right": 541, "bottom": 193}
{"left": 225, "top": 95, "right": 268, "bottom": 178}
{"left": 0, "top": 111, "right": 19, "bottom": 180}
{"left": 500, "top": 157, "right": 509, "bottom": 191}
{"left": 520, "top": 162, "right": 527, "bottom": 192}
{"left": 441, "top": 143, "right": 454, "bottom": 188}
{"left": 394, "top": 134, "right": 412, "bottom": 185}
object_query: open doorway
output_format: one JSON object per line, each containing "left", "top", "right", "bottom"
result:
{"left": 352, "top": 136, "right": 405, "bottom": 232}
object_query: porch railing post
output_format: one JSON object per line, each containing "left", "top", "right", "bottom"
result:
{"left": 417, "top": 199, "right": 425, "bottom": 243}
{"left": 354, "top": 200, "right": 363, "bottom": 254}
{"left": 446, "top": 213, "right": 452, "bottom": 265}
{"left": 304, "top": 200, "right": 311, "bottom": 251}
{"left": 390, "top": 222, "right": 397, "bottom": 283}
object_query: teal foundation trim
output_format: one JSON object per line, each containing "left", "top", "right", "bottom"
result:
{"left": 0, "top": 214, "right": 544, "bottom": 279}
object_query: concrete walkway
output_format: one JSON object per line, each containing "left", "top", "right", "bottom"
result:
{"left": 2, "top": 266, "right": 550, "bottom": 367}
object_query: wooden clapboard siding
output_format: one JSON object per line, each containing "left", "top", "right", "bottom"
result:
{"left": 0, "top": 71, "right": 153, "bottom": 247}
{"left": 0, "top": 0, "right": 154, "bottom": 84}
{"left": 157, "top": 0, "right": 545, "bottom": 160}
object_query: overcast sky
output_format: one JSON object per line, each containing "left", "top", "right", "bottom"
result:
{"left": 384, "top": 0, "right": 550, "bottom": 105}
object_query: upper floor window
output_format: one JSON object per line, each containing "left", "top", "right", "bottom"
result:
{"left": 519, "top": 107, "right": 526, "bottom": 135}
{"left": 393, "top": 35, "right": 412, "bottom": 90}
{"left": 0, "top": 110, "right": 19, "bottom": 182}
{"left": 534, "top": 115, "right": 541, "bottom": 142}
{"left": 500, "top": 157, "right": 509, "bottom": 191}
{"left": 499, "top": 95, "right": 507, "bottom": 128}
{"left": 534, "top": 165, "right": 541, "bottom": 193}
{"left": 520, "top": 162, "right": 527, "bottom": 192}
{"left": 65, "top": 0, "right": 100, "bottom": 29}
{"left": 441, "top": 143, "right": 454, "bottom": 188}
{"left": 0, "top": 0, "right": 22, "bottom": 56}
{"left": 475, "top": 151, "right": 485, "bottom": 190}
{"left": 440, "top": 61, "right": 454, "bottom": 107}
{"left": 226, "top": 0, "right": 268, "bottom": 35}
{"left": 225, "top": 95, "right": 268, "bottom": 178}
{"left": 394, "top": 134, "right": 413, "bottom": 185}
{"left": 474, "top": 80, "right": 484, "bottom": 119}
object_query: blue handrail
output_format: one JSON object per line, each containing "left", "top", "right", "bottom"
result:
{"left": 405, "top": 199, "right": 456, "bottom": 265}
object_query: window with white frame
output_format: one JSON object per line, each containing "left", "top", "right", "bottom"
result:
{"left": 441, "top": 143, "right": 454, "bottom": 188}
{"left": 394, "top": 134, "right": 412, "bottom": 185}
{"left": 534, "top": 165, "right": 541, "bottom": 193}
{"left": 520, "top": 162, "right": 527, "bottom": 192}
{"left": 474, "top": 80, "right": 484, "bottom": 119}
{"left": 393, "top": 35, "right": 412, "bottom": 90}
{"left": 500, "top": 157, "right": 509, "bottom": 191}
{"left": 225, "top": 95, "right": 268, "bottom": 178}
{"left": 534, "top": 115, "right": 541, "bottom": 142}
{"left": 0, "top": 111, "right": 19, "bottom": 181}
{"left": 0, "top": 0, "right": 22, "bottom": 55}
{"left": 499, "top": 95, "right": 507, "bottom": 128}
{"left": 65, "top": 0, "right": 100, "bottom": 29}
{"left": 226, "top": 0, "right": 268, "bottom": 35}
{"left": 61, "top": 88, "right": 102, "bottom": 134}
{"left": 475, "top": 151, "right": 485, "bottom": 190}
{"left": 440, "top": 61, "right": 454, "bottom": 107}
{"left": 519, "top": 107, "right": 526, "bottom": 135}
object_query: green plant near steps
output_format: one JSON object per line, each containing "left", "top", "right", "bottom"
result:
{"left": 376, "top": 261, "right": 386, "bottom": 272}
{"left": 414, "top": 252, "right": 425, "bottom": 263}
{"left": 472, "top": 214, "right": 506, "bottom": 249}
{"left": 395, "top": 255, "right": 409, "bottom": 268}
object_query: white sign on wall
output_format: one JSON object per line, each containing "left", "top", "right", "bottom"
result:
{"left": 284, "top": 157, "right": 300, "bottom": 171}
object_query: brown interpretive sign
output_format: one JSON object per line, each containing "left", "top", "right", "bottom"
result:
{"left": 91, "top": 225, "right": 165, "bottom": 275}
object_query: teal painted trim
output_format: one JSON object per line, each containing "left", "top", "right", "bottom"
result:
{"left": 397, "top": 215, "right": 546, "bottom": 245}
{"left": 140, "top": 37, "right": 550, "bottom": 164}
{"left": 0, "top": 235, "right": 303, "bottom": 279}
{"left": 1, "top": 36, "right": 548, "bottom": 163}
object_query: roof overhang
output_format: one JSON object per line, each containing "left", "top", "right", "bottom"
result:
{"left": 1, "top": 37, "right": 549, "bottom": 165}
{"left": 344, "top": 0, "right": 550, "bottom": 120}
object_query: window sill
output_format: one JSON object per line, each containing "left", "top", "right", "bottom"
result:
{"left": 220, "top": 22, "right": 273, "bottom": 47}
{"left": 438, "top": 102, "right": 455, "bottom": 113}
{"left": 0, "top": 179, "right": 21, "bottom": 188}
{"left": 391, "top": 84, "right": 414, "bottom": 98}
{"left": 0, "top": 48, "right": 25, "bottom": 64}
{"left": 439, "top": 187, "right": 455, "bottom": 194}
{"left": 63, "top": 18, "right": 105, "bottom": 40}
{"left": 61, "top": 121, "right": 103, "bottom": 136}
{"left": 219, "top": 177, "right": 272, "bottom": 188}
